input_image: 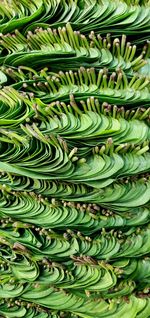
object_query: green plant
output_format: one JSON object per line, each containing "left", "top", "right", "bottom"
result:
{"left": 0, "top": 1, "right": 150, "bottom": 317}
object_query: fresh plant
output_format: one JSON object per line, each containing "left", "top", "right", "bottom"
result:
{"left": 0, "top": 0, "right": 149, "bottom": 317}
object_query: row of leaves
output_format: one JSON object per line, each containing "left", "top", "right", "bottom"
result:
{"left": 1, "top": 295, "right": 150, "bottom": 318}
{"left": 0, "top": 130, "right": 149, "bottom": 187}
{"left": 1, "top": 174, "right": 150, "bottom": 209}
{"left": 0, "top": 24, "right": 149, "bottom": 73}
{"left": 0, "top": 178, "right": 150, "bottom": 234}
{"left": 0, "top": 178, "right": 149, "bottom": 227}
{"left": 0, "top": 217, "right": 150, "bottom": 260}
{"left": 0, "top": 250, "right": 150, "bottom": 294}
{"left": 0, "top": 94, "right": 149, "bottom": 145}
{"left": 0, "top": 67, "right": 150, "bottom": 107}
{"left": 0, "top": 253, "right": 126, "bottom": 294}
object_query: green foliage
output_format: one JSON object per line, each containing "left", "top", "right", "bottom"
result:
{"left": 0, "top": 0, "right": 150, "bottom": 317}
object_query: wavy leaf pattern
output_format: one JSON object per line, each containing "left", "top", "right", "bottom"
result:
{"left": 0, "top": 0, "right": 150, "bottom": 317}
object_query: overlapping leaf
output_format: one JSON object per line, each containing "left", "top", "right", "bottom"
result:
{"left": 0, "top": 0, "right": 150, "bottom": 317}
{"left": 0, "top": 24, "right": 148, "bottom": 73}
